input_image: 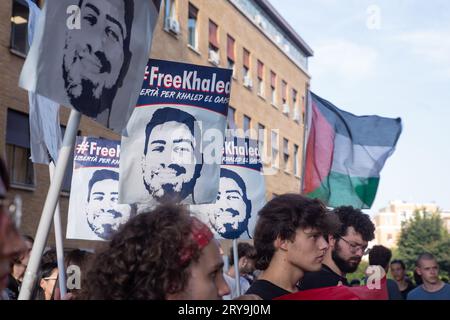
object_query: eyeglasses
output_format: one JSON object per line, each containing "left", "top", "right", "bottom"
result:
{"left": 338, "top": 236, "right": 370, "bottom": 256}
{"left": 43, "top": 276, "right": 58, "bottom": 281}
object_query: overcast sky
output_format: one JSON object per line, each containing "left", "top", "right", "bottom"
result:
{"left": 270, "top": 0, "right": 450, "bottom": 214}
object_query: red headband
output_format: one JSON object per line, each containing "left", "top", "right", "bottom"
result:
{"left": 179, "top": 217, "right": 213, "bottom": 266}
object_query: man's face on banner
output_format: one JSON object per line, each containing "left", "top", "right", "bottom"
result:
{"left": 142, "top": 121, "right": 197, "bottom": 202}
{"left": 209, "top": 176, "right": 248, "bottom": 239}
{"left": 86, "top": 178, "right": 132, "bottom": 239}
{"left": 62, "top": 0, "right": 127, "bottom": 114}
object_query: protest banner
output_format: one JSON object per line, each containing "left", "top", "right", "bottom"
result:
{"left": 67, "top": 137, "right": 134, "bottom": 241}
{"left": 19, "top": 0, "right": 161, "bottom": 132}
{"left": 191, "top": 137, "right": 266, "bottom": 240}
{"left": 119, "top": 59, "right": 232, "bottom": 206}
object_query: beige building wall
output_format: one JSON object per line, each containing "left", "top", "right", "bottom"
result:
{"left": 1, "top": 0, "right": 312, "bottom": 250}
{"left": 373, "top": 200, "right": 444, "bottom": 248}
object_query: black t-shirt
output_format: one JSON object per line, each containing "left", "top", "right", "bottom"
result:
{"left": 298, "top": 264, "right": 349, "bottom": 291}
{"left": 400, "top": 281, "right": 416, "bottom": 300}
{"left": 245, "top": 279, "right": 291, "bottom": 300}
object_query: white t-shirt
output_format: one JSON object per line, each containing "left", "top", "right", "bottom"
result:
{"left": 223, "top": 272, "right": 251, "bottom": 300}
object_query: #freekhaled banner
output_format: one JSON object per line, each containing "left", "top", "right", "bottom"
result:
{"left": 19, "top": 0, "right": 161, "bottom": 132}
{"left": 191, "top": 137, "right": 266, "bottom": 240}
{"left": 119, "top": 59, "right": 232, "bottom": 206}
{"left": 67, "top": 136, "right": 135, "bottom": 241}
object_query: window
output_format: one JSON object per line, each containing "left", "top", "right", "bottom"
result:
{"left": 302, "top": 95, "right": 306, "bottom": 124}
{"left": 291, "top": 89, "right": 297, "bottom": 117}
{"left": 257, "top": 60, "right": 264, "bottom": 97}
{"left": 227, "top": 35, "right": 235, "bottom": 75}
{"left": 282, "top": 81, "right": 289, "bottom": 115}
{"left": 243, "top": 49, "right": 251, "bottom": 86}
{"left": 270, "top": 71, "right": 277, "bottom": 106}
{"left": 208, "top": 20, "right": 219, "bottom": 65}
{"left": 257, "top": 123, "right": 265, "bottom": 153}
{"left": 283, "top": 138, "right": 289, "bottom": 171}
{"left": 188, "top": 3, "right": 198, "bottom": 48}
{"left": 243, "top": 115, "right": 251, "bottom": 138}
{"left": 11, "top": 0, "right": 33, "bottom": 56}
{"left": 164, "top": 0, "right": 179, "bottom": 32}
{"left": 271, "top": 130, "right": 279, "bottom": 168}
{"left": 6, "top": 109, "right": 35, "bottom": 187}
{"left": 227, "top": 106, "right": 236, "bottom": 129}
{"left": 293, "top": 144, "right": 299, "bottom": 176}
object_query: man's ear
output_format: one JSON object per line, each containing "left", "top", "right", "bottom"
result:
{"left": 328, "top": 235, "right": 336, "bottom": 249}
{"left": 40, "top": 279, "right": 46, "bottom": 291}
{"left": 415, "top": 267, "right": 422, "bottom": 276}
{"left": 274, "top": 236, "right": 289, "bottom": 251}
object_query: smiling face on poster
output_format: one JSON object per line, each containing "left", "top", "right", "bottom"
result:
{"left": 141, "top": 108, "right": 203, "bottom": 203}
{"left": 19, "top": 0, "right": 161, "bottom": 132}
{"left": 67, "top": 137, "right": 134, "bottom": 241}
{"left": 85, "top": 170, "right": 132, "bottom": 239}
{"left": 119, "top": 59, "right": 232, "bottom": 206}
{"left": 191, "top": 138, "right": 266, "bottom": 240}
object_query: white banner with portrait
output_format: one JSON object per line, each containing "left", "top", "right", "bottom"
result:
{"left": 66, "top": 137, "right": 135, "bottom": 241}
{"left": 191, "top": 138, "right": 266, "bottom": 240}
{"left": 119, "top": 59, "right": 232, "bottom": 206}
{"left": 19, "top": 0, "right": 161, "bottom": 132}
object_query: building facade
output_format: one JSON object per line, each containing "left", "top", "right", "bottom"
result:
{"left": 373, "top": 200, "right": 448, "bottom": 248}
{"left": 1, "top": 0, "right": 312, "bottom": 249}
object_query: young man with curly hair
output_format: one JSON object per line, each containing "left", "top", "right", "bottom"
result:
{"left": 79, "top": 204, "right": 230, "bottom": 299}
{"left": 299, "top": 206, "right": 375, "bottom": 290}
{"left": 245, "top": 194, "right": 340, "bottom": 300}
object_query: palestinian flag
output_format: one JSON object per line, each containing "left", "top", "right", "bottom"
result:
{"left": 302, "top": 91, "right": 402, "bottom": 209}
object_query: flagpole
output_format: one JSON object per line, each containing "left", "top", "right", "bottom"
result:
{"left": 300, "top": 88, "right": 311, "bottom": 194}
{"left": 19, "top": 110, "right": 81, "bottom": 300}
{"left": 232, "top": 239, "right": 241, "bottom": 297}
{"left": 49, "top": 162, "right": 67, "bottom": 298}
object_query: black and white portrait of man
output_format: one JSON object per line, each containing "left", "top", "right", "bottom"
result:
{"left": 86, "top": 169, "right": 134, "bottom": 240}
{"left": 141, "top": 107, "right": 203, "bottom": 204}
{"left": 19, "top": 0, "right": 161, "bottom": 132}
{"left": 208, "top": 168, "right": 252, "bottom": 239}
{"left": 62, "top": 0, "right": 134, "bottom": 125}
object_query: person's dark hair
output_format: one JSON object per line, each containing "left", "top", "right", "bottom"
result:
{"left": 87, "top": 169, "right": 119, "bottom": 202}
{"left": 390, "top": 259, "right": 406, "bottom": 270}
{"left": 253, "top": 194, "right": 340, "bottom": 270}
{"left": 65, "top": 249, "right": 94, "bottom": 295}
{"left": 41, "top": 248, "right": 57, "bottom": 265}
{"left": 78, "top": 0, "right": 134, "bottom": 88}
{"left": 368, "top": 245, "right": 392, "bottom": 269}
{"left": 32, "top": 262, "right": 58, "bottom": 300}
{"left": 331, "top": 206, "right": 375, "bottom": 242}
{"left": 228, "top": 243, "right": 256, "bottom": 266}
{"left": 415, "top": 252, "right": 436, "bottom": 267}
{"left": 78, "top": 204, "right": 209, "bottom": 300}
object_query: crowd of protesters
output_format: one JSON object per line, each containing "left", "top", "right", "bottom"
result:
{"left": 1, "top": 156, "right": 449, "bottom": 300}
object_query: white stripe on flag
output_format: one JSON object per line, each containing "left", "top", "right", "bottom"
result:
{"left": 331, "top": 133, "right": 395, "bottom": 178}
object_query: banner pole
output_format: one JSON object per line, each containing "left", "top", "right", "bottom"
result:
{"left": 300, "top": 88, "right": 311, "bottom": 194}
{"left": 232, "top": 239, "right": 241, "bottom": 297}
{"left": 19, "top": 110, "right": 81, "bottom": 300}
{"left": 49, "top": 162, "right": 67, "bottom": 298}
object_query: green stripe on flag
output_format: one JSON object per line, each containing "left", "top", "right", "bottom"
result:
{"left": 306, "top": 171, "right": 379, "bottom": 209}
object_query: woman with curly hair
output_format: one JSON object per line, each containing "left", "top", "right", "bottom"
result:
{"left": 78, "top": 204, "right": 230, "bottom": 300}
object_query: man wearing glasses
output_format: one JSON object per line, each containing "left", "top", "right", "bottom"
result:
{"left": 298, "top": 206, "right": 375, "bottom": 290}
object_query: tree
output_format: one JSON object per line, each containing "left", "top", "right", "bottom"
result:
{"left": 396, "top": 209, "right": 449, "bottom": 278}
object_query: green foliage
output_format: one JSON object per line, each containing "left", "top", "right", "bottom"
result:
{"left": 396, "top": 210, "right": 449, "bottom": 278}
{"left": 347, "top": 261, "right": 369, "bottom": 283}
